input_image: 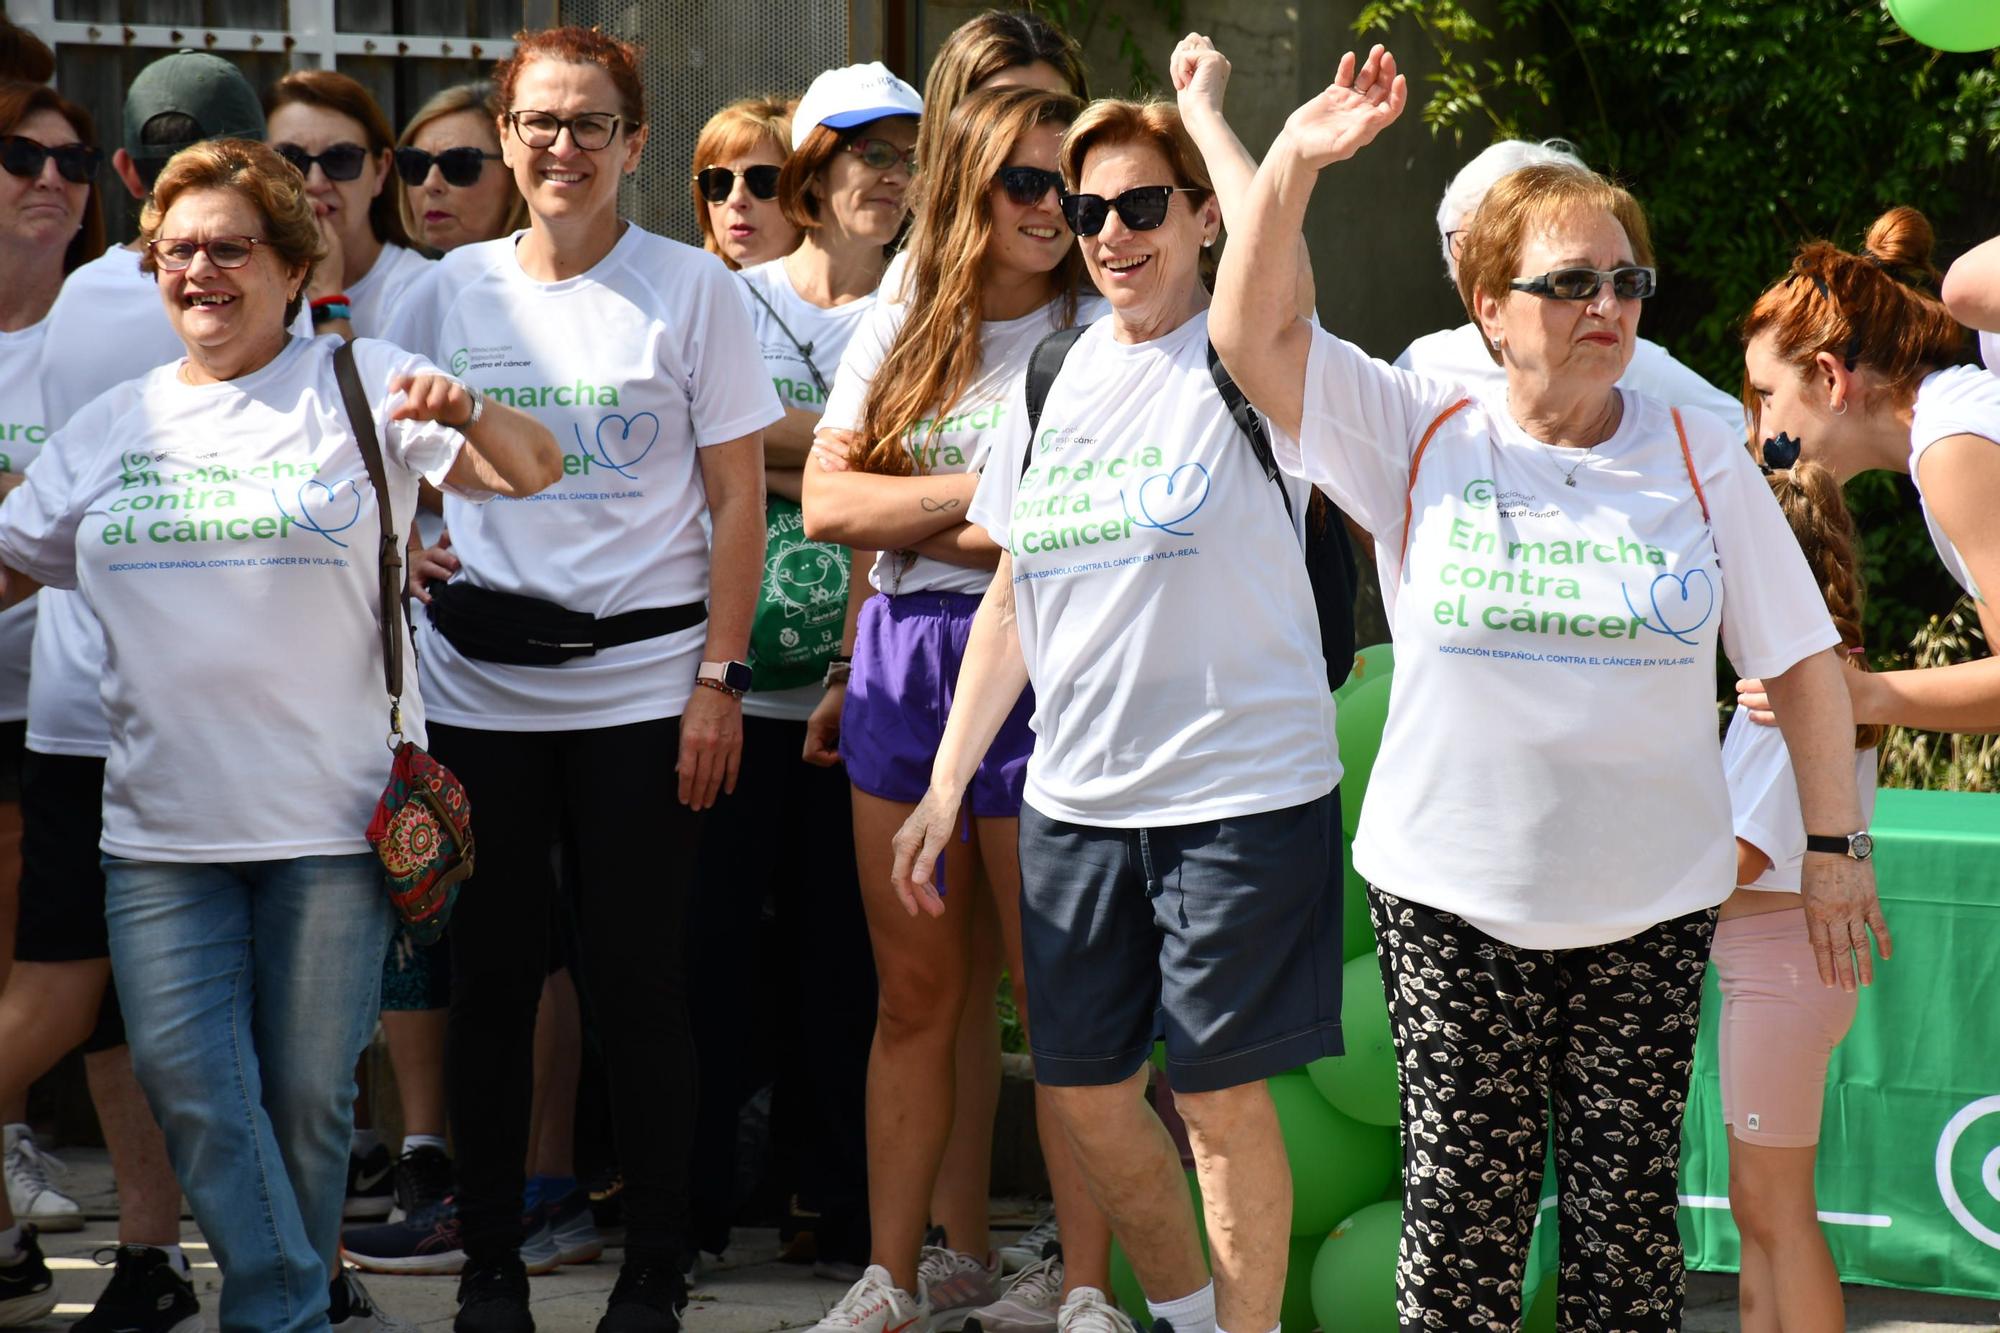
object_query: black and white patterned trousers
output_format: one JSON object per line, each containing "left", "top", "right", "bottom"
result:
{"left": 1369, "top": 888, "right": 1717, "bottom": 1332}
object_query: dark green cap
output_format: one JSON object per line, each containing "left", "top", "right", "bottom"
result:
{"left": 122, "top": 50, "right": 266, "bottom": 160}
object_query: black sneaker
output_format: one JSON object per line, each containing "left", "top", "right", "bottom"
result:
{"left": 455, "top": 1255, "right": 534, "bottom": 1333}
{"left": 0, "top": 1226, "right": 57, "bottom": 1326}
{"left": 73, "top": 1244, "right": 201, "bottom": 1332}
{"left": 391, "top": 1144, "right": 455, "bottom": 1222}
{"left": 346, "top": 1141, "right": 396, "bottom": 1220}
{"left": 594, "top": 1258, "right": 685, "bottom": 1333}
{"left": 343, "top": 1197, "right": 467, "bottom": 1275}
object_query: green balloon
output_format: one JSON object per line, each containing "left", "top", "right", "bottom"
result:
{"left": 1334, "top": 675, "right": 1392, "bottom": 840}
{"left": 1281, "top": 1233, "right": 1322, "bottom": 1333}
{"left": 1336, "top": 642, "right": 1394, "bottom": 700}
{"left": 1887, "top": 0, "right": 2000, "bottom": 51}
{"left": 1268, "top": 1071, "right": 1399, "bottom": 1236}
{"left": 1309, "top": 1201, "right": 1402, "bottom": 1333}
{"left": 1522, "top": 1278, "right": 1558, "bottom": 1333}
{"left": 1341, "top": 853, "right": 1375, "bottom": 962}
{"left": 1109, "top": 1169, "right": 1206, "bottom": 1316}
{"left": 1305, "top": 955, "right": 1399, "bottom": 1127}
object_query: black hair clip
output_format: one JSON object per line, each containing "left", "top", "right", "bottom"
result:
{"left": 1760, "top": 431, "right": 1803, "bottom": 474}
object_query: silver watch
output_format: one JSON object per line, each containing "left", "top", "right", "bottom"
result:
{"left": 454, "top": 386, "right": 484, "bottom": 430}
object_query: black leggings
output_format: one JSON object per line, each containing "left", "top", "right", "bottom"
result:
{"left": 1369, "top": 888, "right": 1716, "bottom": 1333}
{"left": 433, "top": 718, "right": 699, "bottom": 1267}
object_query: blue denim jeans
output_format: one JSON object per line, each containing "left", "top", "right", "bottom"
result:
{"left": 105, "top": 854, "right": 392, "bottom": 1333}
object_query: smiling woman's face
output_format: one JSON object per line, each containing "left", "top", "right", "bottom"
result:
{"left": 155, "top": 186, "right": 306, "bottom": 372}
{"left": 1476, "top": 207, "right": 1642, "bottom": 392}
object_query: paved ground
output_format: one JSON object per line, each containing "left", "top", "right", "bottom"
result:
{"left": 22, "top": 1151, "right": 2000, "bottom": 1330}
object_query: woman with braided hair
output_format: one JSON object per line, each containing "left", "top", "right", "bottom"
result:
{"left": 1714, "top": 456, "right": 1880, "bottom": 1333}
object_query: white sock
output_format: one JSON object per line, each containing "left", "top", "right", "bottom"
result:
{"left": 400, "top": 1134, "right": 447, "bottom": 1155}
{"left": 1145, "top": 1281, "right": 1215, "bottom": 1333}
{"left": 158, "top": 1244, "right": 189, "bottom": 1274}
{"left": 350, "top": 1127, "right": 380, "bottom": 1157}
{"left": 0, "top": 1224, "right": 22, "bottom": 1264}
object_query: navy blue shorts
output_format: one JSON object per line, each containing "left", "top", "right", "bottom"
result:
{"left": 1017, "top": 792, "right": 1343, "bottom": 1093}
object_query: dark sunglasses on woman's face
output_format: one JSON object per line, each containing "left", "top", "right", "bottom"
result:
{"left": 1059, "top": 185, "right": 1201, "bottom": 238}
{"left": 694, "top": 164, "right": 780, "bottom": 203}
{"left": 0, "top": 135, "right": 103, "bottom": 185}
{"left": 394, "top": 145, "right": 502, "bottom": 188}
{"left": 275, "top": 141, "right": 370, "bottom": 182}
{"left": 1508, "top": 264, "right": 1658, "bottom": 302}
{"left": 995, "top": 166, "right": 1063, "bottom": 208}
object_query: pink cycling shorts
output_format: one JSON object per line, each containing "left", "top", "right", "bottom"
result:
{"left": 1712, "top": 907, "right": 1857, "bottom": 1148}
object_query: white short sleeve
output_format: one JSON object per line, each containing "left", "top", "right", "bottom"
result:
{"left": 0, "top": 390, "right": 116, "bottom": 589}
{"left": 682, "top": 261, "right": 785, "bottom": 447}
{"left": 820, "top": 295, "right": 901, "bottom": 436}
{"left": 347, "top": 338, "right": 466, "bottom": 487}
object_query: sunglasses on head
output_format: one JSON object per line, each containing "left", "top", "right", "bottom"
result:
{"left": 995, "top": 166, "right": 1063, "bottom": 208}
{"left": 394, "top": 145, "right": 501, "bottom": 187}
{"left": 0, "top": 135, "right": 102, "bottom": 185}
{"left": 1508, "top": 265, "right": 1657, "bottom": 302}
{"left": 1059, "top": 185, "right": 1202, "bottom": 238}
{"left": 147, "top": 235, "right": 265, "bottom": 271}
{"left": 845, "top": 137, "right": 915, "bottom": 173}
{"left": 275, "top": 141, "right": 370, "bottom": 182}
{"left": 1759, "top": 431, "right": 1803, "bottom": 474}
{"left": 694, "top": 164, "right": 780, "bottom": 203}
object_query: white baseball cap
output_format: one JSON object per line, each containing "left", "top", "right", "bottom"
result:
{"left": 791, "top": 62, "right": 923, "bottom": 149}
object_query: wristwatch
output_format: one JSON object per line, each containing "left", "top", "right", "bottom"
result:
{"left": 1804, "top": 831, "right": 1874, "bottom": 862}
{"left": 451, "top": 387, "right": 485, "bottom": 431}
{"left": 696, "top": 660, "right": 753, "bottom": 698}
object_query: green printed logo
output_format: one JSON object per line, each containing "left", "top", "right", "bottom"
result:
{"left": 1429, "top": 514, "right": 1676, "bottom": 643}
{"left": 449, "top": 348, "right": 471, "bottom": 375}
{"left": 97, "top": 451, "right": 324, "bottom": 550}
{"left": 1463, "top": 478, "right": 1496, "bottom": 508}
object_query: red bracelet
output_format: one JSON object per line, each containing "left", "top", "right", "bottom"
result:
{"left": 310, "top": 294, "right": 352, "bottom": 310}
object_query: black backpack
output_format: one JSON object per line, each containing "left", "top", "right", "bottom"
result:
{"left": 1020, "top": 326, "right": 1361, "bottom": 691}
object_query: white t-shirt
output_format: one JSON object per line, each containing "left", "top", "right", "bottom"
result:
{"left": 0, "top": 320, "right": 50, "bottom": 723}
{"left": 1721, "top": 706, "right": 1878, "bottom": 892}
{"left": 969, "top": 311, "right": 1337, "bottom": 826}
{"left": 1281, "top": 326, "right": 1839, "bottom": 949}
{"left": 0, "top": 336, "right": 466, "bottom": 861}
{"left": 346, "top": 243, "right": 434, "bottom": 339}
{"left": 32, "top": 248, "right": 314, "bottom": 758}
{"left": 1396, "top": 322, "right": 1744, "bottom": 427}
{"left": 735, "top": 258, "right": 877, "bottom": 722}
{"left": 388, "top": 224, "right": 783, "bottom": 730}
{"left": 1908, "top": 365, "right": 1997, "bottom": 603}
{"left": 1978, "top": 330, "right": 1998, "bottom": 374}
{"left": 820, "top": 284, "right": 1108, "bottom": 596}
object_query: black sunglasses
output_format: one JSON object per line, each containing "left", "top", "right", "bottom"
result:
{"left": 0, "top": 135, "right": 102, "bottom": 185}
{"left": 996, "top": 166, "right": 1063, "bottom": 208}
{"left": 1059, "top": 185, "right": 1202, "bottom": 238}
{"left": 1509, "top": 265, "right": 1657, "bottom": 302}
{"left": 394, "top": 145, "right": 501, "bottom": 188}
{"left": 694, "top": 164, "right": 780, "bottom": 203}
{"left": 1759, "top": 431, "right": 1803, "bottom": 474}
{"left": 275, "top": 141, "right": 370, "bottom": 182}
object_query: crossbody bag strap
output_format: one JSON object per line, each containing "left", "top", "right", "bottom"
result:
{"left": 1205, "top": 340, "right": 1297, "bottom": 528}
{"left": 1397, "top": 396, "right": 1474, "bottom": 564}
{"left": 332, "top": 341, "right": 407, "bottom": 730}
{"left": 738, "top": 273, "right": 827, "bottom": 396}
{"left": 1021, "top": 325, "right": 1088, "bottom": 477}
{"left": 1670, "top": 407, "right": 1712, "bottom": 524}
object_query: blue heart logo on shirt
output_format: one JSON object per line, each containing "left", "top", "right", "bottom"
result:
{"left": 1622, "top": 566, "right": 1715, "bottom": 645}
{"left": 273, "top": 478, "right": 363, "bottom": 548}
{"left": 1122, "top": 462, "right": 1212, "bottom": 537}
{"left": 576, "top": 412, "right": 661, "bottom": 480}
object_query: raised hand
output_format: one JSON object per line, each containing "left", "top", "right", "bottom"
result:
{"left": 1171, "top": 32, "right": 1230, "bottom": 118}
{"left": 1282, "top": 45, "right": 1408, "bottom": 170}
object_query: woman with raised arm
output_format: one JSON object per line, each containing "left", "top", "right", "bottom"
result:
{"left": 889, "top": 36, "right": 1329, "bottom": 1333}
{"left": 1210, "top": 46, "right": 1888, "bottom": 1331}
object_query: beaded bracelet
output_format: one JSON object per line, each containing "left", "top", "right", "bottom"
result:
{"left": 309, "top": 294, "right": 352, "bottom": 326}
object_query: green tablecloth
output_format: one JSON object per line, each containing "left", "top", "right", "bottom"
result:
{"left": 1679, "top": 788, "right": 2000, "bottom": 1298}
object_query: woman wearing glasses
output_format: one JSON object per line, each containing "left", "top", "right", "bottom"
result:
{"left": 686, "top": 61, "right": 917, "bottom": 1274}
{"left": 798, "top": 82, "right": 1105, "bottom": 1333}
{"left": 387, "top": 25, "right": 780, "bottom": 1333}
{"left": 0, "top": 136, "right": 558, "bottom": 1333}
{"left": 266, "top": 70, "right": 432, "bottom": 336}
{"left": 888, "top": 37, "right": 1330, "bottom": 1333}
{"left": 395, "top": 82, "right": 527, "bottom": 256}
{"left": 1207, "top": 46, "right": 1886, "bottom": 1331}
{"left": 691, "top": 97, "right": 798, "bottom": 270}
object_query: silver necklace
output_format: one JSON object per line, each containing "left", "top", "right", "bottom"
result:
{"left": 1553, "top": 444, "right": 1596, "bottom": 487}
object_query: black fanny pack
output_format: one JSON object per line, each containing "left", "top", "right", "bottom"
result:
{"left": 426, "top": 581, "right": 706, "bottom": 667}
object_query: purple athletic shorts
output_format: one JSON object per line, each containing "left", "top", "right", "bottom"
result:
{"left": 843, "top": 590, "right": 1034, "bottom": 818}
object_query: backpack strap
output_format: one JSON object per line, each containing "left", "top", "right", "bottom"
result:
{"left": 1206, "top": 341, "right": 1296, "bottom": 527}
{"left": 1020, "top": 325, "right": 1088, "bottom": 477}
{"left": 1397, "top": 397, "right": 1474, "bottom": 564}
{"left": 737, "top": 272, "right": 827, "bottom": 396}
{"left": 331, "top": 340, "right": 407, "bottom": 735}
{"left": 1670, "top": 407, "right": 1711, "bottom": 523}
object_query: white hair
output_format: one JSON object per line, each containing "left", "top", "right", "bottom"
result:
{"left": 1435, "top": 138, "right": 1589, "bottom": 271}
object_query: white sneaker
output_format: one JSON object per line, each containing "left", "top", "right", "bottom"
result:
{"left": 1000, "top": 1212, "right": 1060, "bottom": 1274}
{"left": 328, "top": 1271, "right": 417, "bottom": 1331}
{"left": 920, "top": 1243, "right": 1003, "bottom": 1333}
{"left": 3, "top": 1126, "right": 83, "bottom": 1233}
{"left": 1054, "top": 1286, "right": 1139, "bottom": 1333}
{"left": 807, "top": 1264, "right": 930, "bottom": 1333}
{"left": 963, "top": 1246, "right": 1063, "bottom": 1333}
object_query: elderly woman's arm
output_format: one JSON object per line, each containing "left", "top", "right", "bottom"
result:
{"left": 1761, "top": 649, "right": 1892, "bottom": 990}
{"left": 1941, "top": 234, "right": 2000, "bottom": 331}
{"left": 1171, "top": 34, "right": 1314, "bottom": 322}
{"left": 391, "top": 373, "right": 563, "bottom": 497}
{"left": 1210, "top": 47, "right": 1406, "bottom": 440}
{"left": 889, "top": 556, "right": 1030, "bottom": 917}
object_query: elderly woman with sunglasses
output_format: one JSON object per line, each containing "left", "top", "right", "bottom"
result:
{"left": 395, "top": 81, "right": 527, "bottom": 255}
{"left": 885, "top": 35, "right": 1335, "bottom": 1333}
{"left": 1207, "top": 46, "right": 1887, "bottom": 1332}
{"left": 691, "top": 97, "right": 799, "bottom": 270}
